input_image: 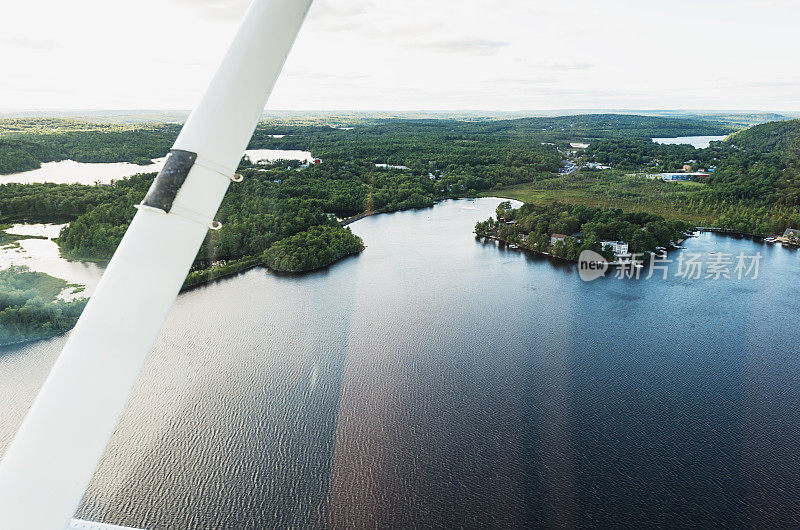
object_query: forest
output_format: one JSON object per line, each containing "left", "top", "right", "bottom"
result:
{"left": 0, "top": 114, "right": 731, "bottom": 175}
{"left": 476, "top": 201, "right": 694, "bottom": 261}
{"left": 0, "top": 114, "right": 793, "bottom": 341}
{"left": 0, "top": 266, "right": 87, "bottom": 346}
{"left": 0, "top": 114, "right": 733, "bottom": 276}
{"left": 0, "top": 120, "right": 180, "bottom": 174}
{"left": 263, "top": 225, "right": 364, "bottom": 272}
{"left": 577, "top": 119, "right": 800, "bottom": 234}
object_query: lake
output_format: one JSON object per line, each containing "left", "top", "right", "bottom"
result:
{"left": 0, "top": 223, "right": 104, "bottom": 298}
{"left": 652, "top": 135, "right": 729, "bottom": 149}
{"left": 0, "top": 149, "right": 314, "bottom": 185}
{"left": 0, "top": 198, "right": 798, "bottom": 528}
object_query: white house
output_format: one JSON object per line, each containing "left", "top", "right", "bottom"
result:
{"left": 600, "top": 240, "right": 630, "bottom": 257}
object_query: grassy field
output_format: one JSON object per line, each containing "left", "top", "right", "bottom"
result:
{"left": 481, "top": 171, "right": 718, "bottom": 225}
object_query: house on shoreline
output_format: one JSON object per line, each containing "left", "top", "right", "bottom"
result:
{"left": 601, "top": 240, "right": 630, "bottom": 258}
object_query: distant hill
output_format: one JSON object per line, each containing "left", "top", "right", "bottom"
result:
{"left": 0, "top": 114, "right": 732, "bottom": 175}
{"left": 4, "top": 109, "right": 792, "bottom": 128}
{"left": 673, "top": 112, "right": 798, "bottom": 129}
{"left": 709, "top": 119, "right": 800, "bottom": 206}
{"left": 726, "top": 118, "right": 800, "bottom": 152}
{"left": 469, "top": 114, "right": 734, "bottom": 139}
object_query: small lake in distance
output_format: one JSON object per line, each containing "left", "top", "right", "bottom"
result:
{"left": 652, "top": 135, "right": 729, "bottom": 149}
{"left": 0, "top": 149, "right": 314, "bottom": 185}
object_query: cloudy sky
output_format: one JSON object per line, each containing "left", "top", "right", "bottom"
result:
{"left": 2, "top": 0, "right": 798, "bottom": 111}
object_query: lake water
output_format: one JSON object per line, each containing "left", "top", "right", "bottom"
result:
{"left": 243, "top": 149, "right": 313, "bottom": 164}
{"left": 0, "top": 150, "right": 314, "bottom": 185}
{"left": 1, "top": 198, "right": 798, "bottom": 528}
{"left": 652, "top": 136, "right": 729, "bottom": 149}
{"left": 0, "top": 223, "right": 104, "bottom": 299}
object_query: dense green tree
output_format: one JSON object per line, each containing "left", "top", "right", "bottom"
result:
{"left": 476, "top": 202, "right": 693, "bottom": 259}
{"left": 0, "top": 266, "right": 87, "bottom": 345}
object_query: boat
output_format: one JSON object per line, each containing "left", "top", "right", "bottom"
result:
{"left": 765, "top": 237, "right": 777, "bottom": 244}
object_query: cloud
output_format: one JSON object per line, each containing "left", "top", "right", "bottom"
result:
{"left": 284, "top": 70, "right": 370, "bottom": 81}
{"left": 490, "top": 77, "right": 559, "bottom": 86}
{"left": 410, "top": 38, "right": 509, "bottom": 56}
{"left": 740, "top": 80, "right": 800, "bottom": 88}
{"left": 169, "top": 0, "right": 250, "bottom": 21}
{"left": 5, "top": 37, "right": 59, "bottom": 50}
{"left": 308, "top": 0, "right": 374, "bottom": 18}
{"left": 306, "top": 0, "right": 373, "bottom": 30}
{"left": 535, "top": 61, "right": 594, "bottom": 71}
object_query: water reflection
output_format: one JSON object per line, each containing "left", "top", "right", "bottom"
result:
{"left": 77, "top": 263, "right": 359, "bottom": 528}
{"left": 0, "top": 199, "right": 798, "bottom": 528}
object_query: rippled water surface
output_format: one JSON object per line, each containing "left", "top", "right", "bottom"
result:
{"left": 1, "top": 198, "right": 798, "bottom": 528}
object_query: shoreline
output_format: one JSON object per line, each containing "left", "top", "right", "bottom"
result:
{"left": 182, "top": 246, "right": 366, "bottom": 291}
{"left": 475, "top": 231, "right": 691, "bottom": 265}
{"left": 0, "top": 329, "right": 70, "bottom": 349}
{"left": 264, "top": 247, "right": 365, "bottom": 274}
{"left": 3, "top": 200, "right": 793, "bottom": 348}
{"left": 476, "top": 233, "right": 576, "bottom": 263}
{"left": 696, "top": 226, "right": 767, "bottom": 237}
{"left": 180, "top": 263, "right": 262, "bottom": 293}
{"left": 340, "top": 211, "right": 381, "bottom": 226}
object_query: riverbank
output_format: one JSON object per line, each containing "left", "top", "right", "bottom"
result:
{"left": 696, "top": 226, "right": 768, "bottom": 237}
{"left": 0, "top": 225, "right": 48, "bottom": 245}
{"left": 181, "top": 257, "right": 263, "bottom": 292}
{"left": 340, "top": 211, "right": 381, "bottom": 226}
{"left": 476, "top": 232, "right": 665, "bottom": 266}
{"left": 183, "top": 227, "right": 366, "bottom": 289}
{"left": 476, "top": 233, "right": 575, "bottom": 263}
{"left": 264, "top": 247, "right": 364, "bottom": 274}
{"left": 51, "top": 210, "right": 379, "bottom": 293}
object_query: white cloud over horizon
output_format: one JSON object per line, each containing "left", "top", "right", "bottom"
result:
{"left": 1, "top": 0, "right": 798, "bottom": 112}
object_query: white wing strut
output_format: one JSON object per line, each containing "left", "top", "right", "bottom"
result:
{"left": 0, "top": 0, "right": 314, "bottom": 528}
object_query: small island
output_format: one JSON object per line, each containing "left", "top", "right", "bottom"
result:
{"left": 0, "top": 266, "right": 87, "bottom": 346}
{"left": 476, "top": 201, "right": 695, "bottom": 262}
{"left": 263, "top": 225, "right": 364, "bottom": 272}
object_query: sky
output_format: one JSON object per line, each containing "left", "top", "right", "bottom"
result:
{"left": 1, "top": 0, "right": 799, "bottom": 112}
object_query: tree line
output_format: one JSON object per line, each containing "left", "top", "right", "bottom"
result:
{"left": 476, "top": 201, "right": 694, "bottom": 261}
{"left": 580, "top": 119, "right": 800, "bottom": 234}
